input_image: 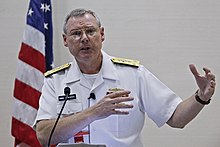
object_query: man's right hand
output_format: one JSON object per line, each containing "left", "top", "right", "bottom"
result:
{"left": 89, "top": 90, "right": 134, "bottom": 120}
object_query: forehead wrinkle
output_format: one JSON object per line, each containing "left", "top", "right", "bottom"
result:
{"left": 66, "top": 14, "right": 99, "bottom": 33}
{"left": 78, "top": 20, "right": 86, "bottom": 26}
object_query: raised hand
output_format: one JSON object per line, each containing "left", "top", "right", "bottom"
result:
{"left": 189, "top": 64, "right": 216, "bottom": 101}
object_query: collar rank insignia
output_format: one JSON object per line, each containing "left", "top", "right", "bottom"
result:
{"left": 111, "top": 57, "right": 140, "bottom": 68}
{"left": 44, "top": 63, "right": 71, "bottom": 77}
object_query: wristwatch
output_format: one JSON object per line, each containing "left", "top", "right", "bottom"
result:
{"left": 195, "top": 90, "right": 211, "bottom": 105}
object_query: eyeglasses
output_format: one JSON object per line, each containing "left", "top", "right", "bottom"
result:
{"left": 67, "top": 27, "right": 99, "bottom": 40}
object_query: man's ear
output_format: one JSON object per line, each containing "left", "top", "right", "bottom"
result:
{"left": 100, "top": 27, "right": 105, "bottom": 42}
{"left": 62, "top": 34, "right": 68, "bottom": 47}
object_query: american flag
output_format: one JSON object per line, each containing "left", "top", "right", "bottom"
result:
{"left": 11, "top": 0, "right": 53, "bottom": 146}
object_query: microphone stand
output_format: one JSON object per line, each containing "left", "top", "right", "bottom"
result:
{"left": 47, "top": 87, "right": 71, "bottom": 147}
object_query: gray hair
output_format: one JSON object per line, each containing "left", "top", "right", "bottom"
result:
{"left": 63, "top": 8, "right": 101, "bottom": 34}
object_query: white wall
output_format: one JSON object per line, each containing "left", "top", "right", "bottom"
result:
{"left": 1, "top": 0, "right": 219, "bottom": 146}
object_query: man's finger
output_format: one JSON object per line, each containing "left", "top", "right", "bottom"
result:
{"left": 113, "top": 103, "right": 134, "bottom": 109}
{"left": 107, "top": 90, "right": 130, "bottom": 98}
{"left": 111, "top": 97, "right": 134, "bottom": 104}
{"left": 203, "top": 67, "right": 211, "bottom": 75}
{"left": 189, "top": 64, "right": 200, "bottom": 77}
{"left": 207, "top": 73, "right": 215, "bottom": 81}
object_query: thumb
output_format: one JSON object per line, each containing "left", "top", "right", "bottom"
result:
{"left": 189, "top": 64, "right": 200, "bottom": 77}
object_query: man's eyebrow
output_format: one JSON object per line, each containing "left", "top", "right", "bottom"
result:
{"left": 71, "top": 26, "right": 96, "bottom": 30}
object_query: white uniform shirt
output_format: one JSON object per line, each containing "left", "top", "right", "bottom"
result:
{"left": 35, "top": 51, "right": 182, "bottom": 147}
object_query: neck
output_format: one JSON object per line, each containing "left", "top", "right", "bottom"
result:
{"left": 77, "top": 54, "right": 102, "bottom": 74}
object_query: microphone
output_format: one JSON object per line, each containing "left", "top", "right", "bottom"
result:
{"left": 88, "top": 93, "right": 96, "bottom": 100}
{"left": 64, "top": 87, "right": 71, "bottom": 97}
{"left": 48, "top": 87, "right": 71, "bottom": 147}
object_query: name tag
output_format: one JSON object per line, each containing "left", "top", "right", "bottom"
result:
{"left": 58, "top": 94, "right": 76, "bottom": 101}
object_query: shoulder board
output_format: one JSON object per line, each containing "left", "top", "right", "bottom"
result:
{"left": 44, "top": 63, "right": 71, "bottom": 77}
{"left": 111, "top": 57, "right": 140, "bottom": 68}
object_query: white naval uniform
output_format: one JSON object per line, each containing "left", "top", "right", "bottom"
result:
{"left": 35, "top": 50, "right": 182, "bottom": 147}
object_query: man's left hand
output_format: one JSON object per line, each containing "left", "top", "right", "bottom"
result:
{"left": 189, "top": 64, "right": 216, "bottom": 101}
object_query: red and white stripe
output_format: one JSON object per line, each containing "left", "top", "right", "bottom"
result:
{"left": 11, "top": 24, "right": 45, "bottom": 147}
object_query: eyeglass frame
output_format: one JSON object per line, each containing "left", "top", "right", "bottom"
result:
{"left": 66, "top": 27, "right": 100, "bottom": 40}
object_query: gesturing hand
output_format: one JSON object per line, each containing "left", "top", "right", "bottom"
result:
{"left": 90, "top": 90, "right": 134, "bottom": 120}
{"left": 189, "top": 64, "right": 216, "bottom": 101}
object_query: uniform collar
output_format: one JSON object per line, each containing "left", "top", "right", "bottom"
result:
{"left": 64, "top": 50, "right": 118, "bottom": 84}
{"left": 101, "top": 51, "right": 118, "bottom": 81}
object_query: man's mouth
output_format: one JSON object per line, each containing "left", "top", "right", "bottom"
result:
{"left": 80, "top": 47, "right": 90, "bottom": 50}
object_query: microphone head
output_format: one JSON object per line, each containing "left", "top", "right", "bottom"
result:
{"left": 89, "top": 93, "right": 96, "bottom": 100}
{"left": 64, "top": 87, "right": 71, "bottom": 96}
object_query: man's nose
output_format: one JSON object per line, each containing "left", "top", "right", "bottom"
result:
{"left": 81, "top": 31, "right": 89, "bottom": 43}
